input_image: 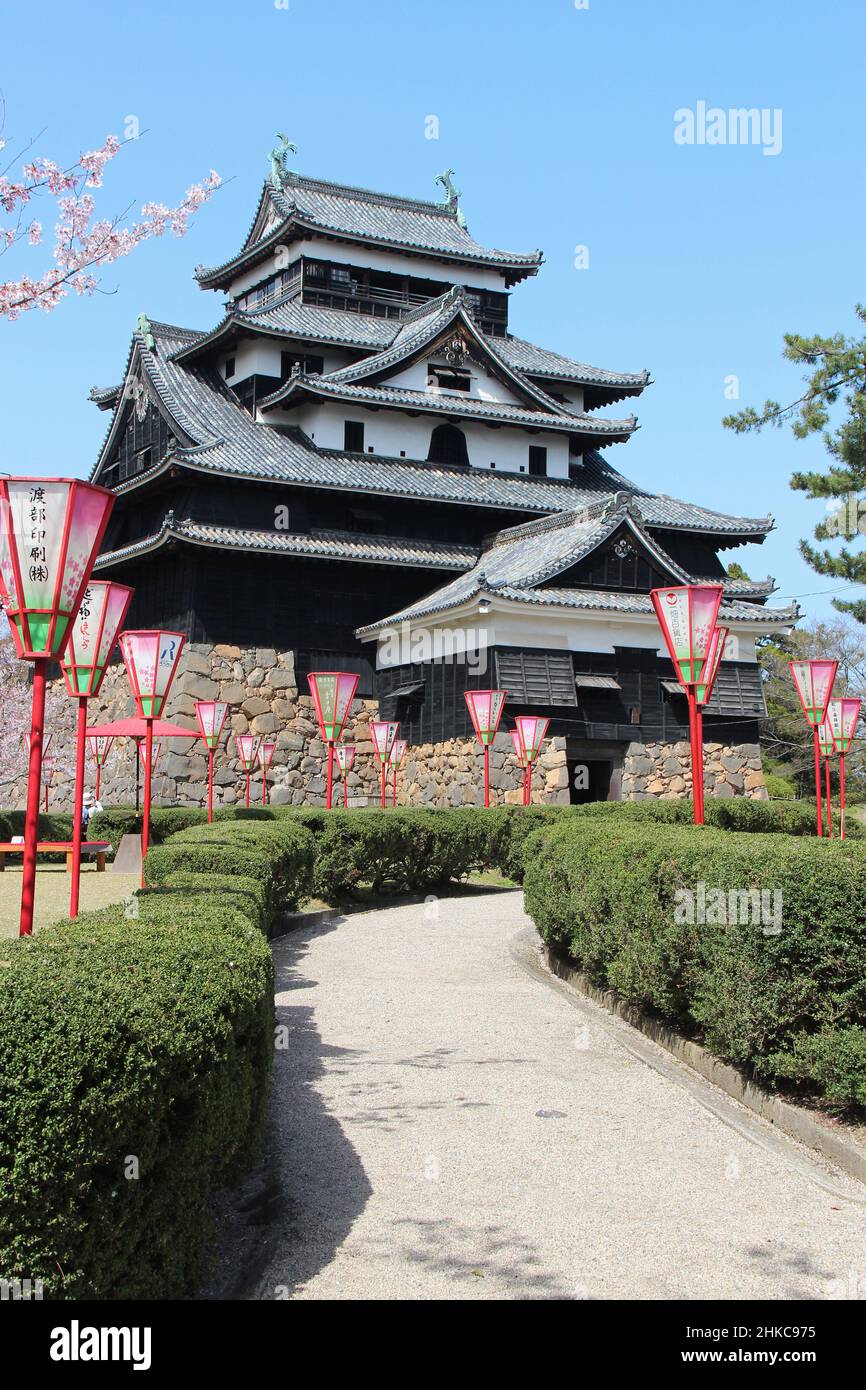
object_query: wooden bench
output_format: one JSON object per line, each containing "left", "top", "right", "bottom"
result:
{"left": 0, "top": 842, "right": 111, "bottom": 873}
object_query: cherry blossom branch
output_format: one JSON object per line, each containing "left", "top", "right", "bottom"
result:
{"left": 0, "top": 122, "right": 220, "bottom": 320}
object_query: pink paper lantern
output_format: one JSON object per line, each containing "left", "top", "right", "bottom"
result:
{"left": 514, "top": 715, "right": 549, "bottom": 764}
{"left": 195, "top": 700, "right": 229, "bottom": 750}
{"left": 119, "top": 630, "right": 186, "bottom": 719}
{"left": 789, "top": 660, "right": 838, "bottom": 728}
{"left": 61, "top": 580, "right": 134, "bottom": 698}
{"left": 0, "top": 477, "right": 114, "bottom": 660}
{"left": 650, "top": 585, "right": 724, "bottom": 687}
{"left": 234, "top": 733, "right": 261, "bottom": 770}
{"left": 827, "top": 697, "right": 861, "bottom": 755}
{"left": 336, "top": 744, "right": 356, "bottom": 774}
{"left": 307, "top": 671, "right": 359, "bottom": 742}
{"left": 464, "top": 689, "right": 507, "bottom": 746}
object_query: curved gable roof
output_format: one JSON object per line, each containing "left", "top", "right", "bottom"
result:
{"left": 195, "top": 176, "right": 543, "bottom": 290}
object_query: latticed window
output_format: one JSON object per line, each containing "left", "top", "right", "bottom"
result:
{"left": 427, "top": 423, "right": 469, "bottom": 467}
{"left": 495, "top": 650, "right": 578, "bottom": 706}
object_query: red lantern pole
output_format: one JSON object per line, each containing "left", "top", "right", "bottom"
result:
{"left": 824, "top": 757, "right": 833, "bottom": 838}
{"left": 207, "top": 747, "right": 215, "bottom": 823}
{"left": 257, "top": 741, "right": 276, "bottom": 806}
{"left": 119, "top": 630, "right": 185, "bottom": 885}
{"left": 0, "top": 479, "right": 116, "bottom": 937}
{"left": 69, "top": 697, "right": 88, "bottom": 919}
{"left": 370, "top": 722, "right": 399, "bottom": 812}
{"left": 685, "top": 687, "right": 703, "bottom": 826}
{"left": 234, "top": 734, "right": 259, "bottom": 809}
{"left": 142, "top": 717, "right": 154, "bottom": 883}
{"left": 790, "top": 660, "right": 837, "bottom": 838}
{"left": 465, "top": 691, "right": 507, "bottom": 808}
{"left": 813, "top": 727, "right": 823, "bottom": 840}
{"left": 194, "top": 701, "right": 229, "bottom": 824}
{"left": 336, "top": 744, "right": 355, "bottom": 807}
{"left": 827, "top": 697, "right": 860, "bottom": 842}
{"left": 694, "top": 698, "right": 705, "bottom": 823}
{"left": 307, "top": 672, "right": 359, "bottom": 809}
{"left": 20, "top": 659, "right": 48, "bottom": 937}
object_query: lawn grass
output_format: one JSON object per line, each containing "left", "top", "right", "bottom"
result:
{"left": 0, "top": 866, "right": 140, "bottom": 938}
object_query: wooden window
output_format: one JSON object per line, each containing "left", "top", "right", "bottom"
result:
{"left": 344, "top": 420, "right": 365, "bottom": 453}
{"left": 495, "top": 650, "right": 578, "bottom": 706}
{"left": 224, "top": 357, "right": 236, "bottom": 379}
{"left": 429, "top": 366, "right": 471, "bottom": 392}
{"left": 427, "top": 423, "right": 469, "bottom": 467}
{"left": 281, "top": 352, "right": 324, "bottom": 381}
{"left": 528, "top": 445, "right": 548, "bottom": 477}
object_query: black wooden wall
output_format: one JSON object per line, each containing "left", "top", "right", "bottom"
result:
{"left": 375, "top": 645, "right": 763, "bottom": 749}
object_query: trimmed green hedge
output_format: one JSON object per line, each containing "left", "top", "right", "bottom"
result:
{"left": 0, "top": 912, "right": 272, "bottom": 1298}
{"left": 4, "top": 810, "right": 74, "bottom": 840}
{"left": 87, "top": 805, "right": 208, "bottom": 855}
{"left": 1, "top": 811, "right": 75, "bottom": 863}
{"left": 4, "top": 794, "right": 863, "bottom": 1300}
{"left": 145, "top": 818, "right": 316, "bottom": 915}
{"left": 0, "top": 818, "right": 305, "bottom": 1299}
{"left": 309, "top": 807, "right": 490, "bottom": 903}
{"left": 523, "top": 816, "right": 866, "bottom": 1115}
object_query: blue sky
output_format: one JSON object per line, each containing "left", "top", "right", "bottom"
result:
{"left": 2, "top": 0, "right": 863, "bottom": 622}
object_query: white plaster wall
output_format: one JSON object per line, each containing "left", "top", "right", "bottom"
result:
{"left": 269, "top": 399, "right": 571, "bottom": 475}
{"left": 224, "top": 338, "right": 355, "bottom": 385}
{"left": 373, "top": 607, "right": 767, "bottom": 667}
{"left": 387, "top": 359, "right": 528, "bottom": 406}
{"left": 228, "top": 236, "right": 509, "bottom": 298}
{"left": 553, "top": 387, "right": 585, "bottom": 412}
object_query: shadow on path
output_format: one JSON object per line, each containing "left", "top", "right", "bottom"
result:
{"left": 201, "top": 920, "right": 372, "bottom": 1300}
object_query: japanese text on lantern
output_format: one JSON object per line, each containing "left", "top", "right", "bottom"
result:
{"left": 78, "top": 586, "right": 93, "bottom": 653}
{"left": 28, "top": 487, "right": 48, "bottom": 584}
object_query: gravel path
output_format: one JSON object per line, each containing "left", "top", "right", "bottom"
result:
{"left": 247, "top": 889, "right": 866, "bottom": 1301}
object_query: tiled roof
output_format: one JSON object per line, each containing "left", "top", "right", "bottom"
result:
{"left": 95, "top": 516, "right": 478, "bottom": 571}
{"left": 195, "top": 176, "right": 543, "bottom": 288}
{"left": 496, "top": 587, "right": 797, "bottom": 622}
{"left": 171, "top": 292, "right": 651, "bottom": 407}
{"left": 357, "top": 580, "right": 797, "bottom": 635}
{"left": 88, "top": 384, "right": 123, "bottom": 409}
{"left": 497, "top": 335, "right": 650, "bottom": 393}
{"left": 92, "top": 321, "right": 772, "bottom": 536}
{"left": 354, "top": 499, "right": 792, "bottom": 636}
{"left": 260, "top": 374, "right": 637, "bottom": 440}
{"left": 256, "top": 287, "right": 639, "bottom": 440}
{"left": 355, "top": 564, "right": 795, "bottom": 636}
{"left": 170, "top": 300, "right": 395, "bottom": 365}
{"left": 699, "top": 575, "right": 776, "bottom": 597}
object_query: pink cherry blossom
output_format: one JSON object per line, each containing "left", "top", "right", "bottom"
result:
{"left": 1, "top": 122, "right": 220, "bottom": 320}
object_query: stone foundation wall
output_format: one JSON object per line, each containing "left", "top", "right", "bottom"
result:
{"left": 622, "top": 739, "right": 767, "bottom": 801}
{"left": 402, "top": 735, "right": 570, "bottom": 807}
{"left": 0, "top": 642, "right": 765, "bottom": 810}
